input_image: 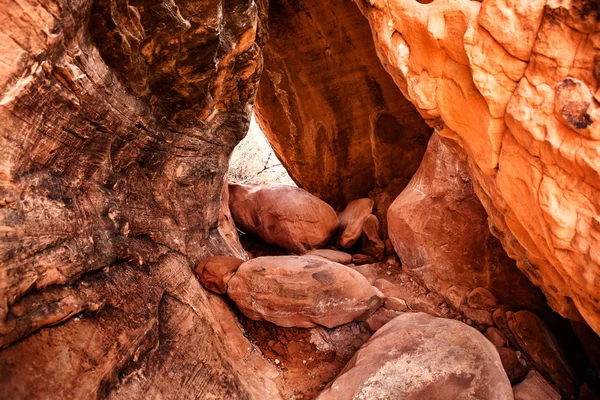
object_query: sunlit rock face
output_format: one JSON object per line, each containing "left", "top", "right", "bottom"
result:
{"left": 354, "top": 0, "right": 600, "bottom": 333}
{"left": 254, "top": 0, "right": 433, "bottom": 209}
{"left": 0, "top": 0, "right": 280, "bottom": 398}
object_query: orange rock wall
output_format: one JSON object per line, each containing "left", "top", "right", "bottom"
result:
{"left": 354, "top": 0, "right": 600, "bottom": 332}
{"left": 254, "top": 0, "right": 433, "bottom": 208}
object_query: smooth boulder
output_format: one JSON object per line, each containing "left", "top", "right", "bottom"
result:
{"left": 317, "top": 313, "right": 513, "bottom": 400}
{"left": 227, "top": 256, "right": 384, "bottom": 328}
{"left": 229, "top": 184, "right": 339, "bottom": 253}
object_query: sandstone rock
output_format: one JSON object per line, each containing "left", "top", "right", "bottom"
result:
{"left": 227, "top": 256, "right": 384, "bottom": 328}
{"left": 384, "top": 297, "right": 408, "bottom": 312}
{"left": 361, "top": 214, "right": 385, "bottom": 260}
{"left": 513, "top": 370, "right": 561, "bottom": 400}
{"left": 337, "top": 198, "right": 374, "bottom": 248}
{"left": 228, "top": 184, "right": 338, "bottom": 254}
{"left": 306, "top": 249, "right": 353, "bottom": 264}
{"left": 388, "top": 133, "right": 548, "bottom": 314}
{"left": 364, "top": 308, "right": 401, "bottom": 333}
{"left": 0, "top": 0, "right": 278, "bottom": 397}
{"left": 507, "top": 311, "right": 575, "bottom": 394}
{"left": 352, "top": 254, "right": 376, "bottom": 265}
{"left": 195, "top": 256, "right": 244, "bottom": 294}
{"left": 354, "top": 0, "right": 600, "bottom": 334}
{"left": 351, "top": 264, "right": 379, "bottom": 285}
{"left": 496, "top": 347, "right": 519, "bottom": 374}
{"left": 485, "top": 327, "right": 508, "bottom": 348}
{"left": 253, "top": 0, "right": 432, "bottom": 208}
{"left": 468, "top": 287, "right": 498, "bottom": 309}
{"left": 317, "top": 313, "right": 513, "bottom": 399}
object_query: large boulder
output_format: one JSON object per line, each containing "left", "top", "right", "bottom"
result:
{"left": 229, "top": 184, "right": 339, "bottom": 254}
{"left": 353, "top": 0, "right": 600, "bottom": 333}
{"left": 317, "top": 313, "right": 513, "bottom": 399}
{"left": 388, "top": 133, "right": 547, "bottom": 313}
{"left": 227, "top": 256, "right": 384, "bottom": 328}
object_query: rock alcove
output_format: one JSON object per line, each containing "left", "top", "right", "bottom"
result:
{"left": 0, "top": 0, "right": 599, "bottom": 399}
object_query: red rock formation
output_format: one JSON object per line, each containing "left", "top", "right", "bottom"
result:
{"left": 0, "top": 0, "right": 279, "bottom": 398}
{"left": 227, "top": 256, "right": 384, "bottom": 328}
{"left": 388, "top": 133, "right": 548, "bottom": 313}
{"left": 354, "top": 0, "right": 600, "bottom": 333}
{"left": 229, "top": 183, "right": 339, "bottom": 253}
{"left": 317, "top": 313, "right": 513, "bottom": 399}
{"left": 254, "top": 0, "right": 433, "bottom": 208}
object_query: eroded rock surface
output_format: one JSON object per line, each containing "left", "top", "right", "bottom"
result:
{"left": 354, "top": 0, "right": 600, "bottom": 333}
{"left": 317, "top": 312, "right": 513, "bottom": 400}
{"left": 0, "top": 0, "right": 279, "bottom": 398}
{"left": 388, "top": 133, "right": 548, "bottom": 313}
{"left": 227, "top": 256, "right": 384, "bottom": 328}
{"left": 229, "top": 184, "right": 338, "bottom": 254}
{"left": 254, "top": 0, "right": 433, "bottom": 208}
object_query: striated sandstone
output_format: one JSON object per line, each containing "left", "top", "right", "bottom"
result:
{"left": 227, "top": 256, "right": 384, "bottom": 328}
{"left": 354, "top": 0, "right": 600, "bottom": 333}
{"left": 0, "top": 0, "right": 280, "bottom": 398}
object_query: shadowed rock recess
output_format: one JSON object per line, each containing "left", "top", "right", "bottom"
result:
{"left": 1, "top": 0, "right": 600, "bottom": 399}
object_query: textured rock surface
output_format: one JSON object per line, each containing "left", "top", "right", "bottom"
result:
{"left": 254, "top": 0, "right": 433, "bottom": 208}
{"left": 507, "top": 310, "right": 575, "bottom": 394}
{"left": 317, "top": 312, "right": 513, "bottom": 400}
{"left": 229, "top": 184, "right": 338, "bottom": 253}
{"left": 513, "top": 370, "right": 561, "bottom": 400}
{"left": 0, "top": 0, "right": 280, "bottom": 398}
{"left": 354, "top": 0, "right": 600, "bottom": 333}
{"left": 195, "top": 256, "right": 244, "bottom": 294}
{"left": 337, "top": 198, "right": 375, "bottom": 248}
{"left": 227, "top": 256, "right": 384, "bottom": 328}
{"left": 388, "top": 133, "right": 548, "bottom": 313}
{"left": 306, "top": 249, "right": 353, "bottom": 265}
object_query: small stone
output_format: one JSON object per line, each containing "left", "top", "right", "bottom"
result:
{"left": 337, "top": 198, "right": 374, "bottom": 248}
{"left": 361, "top": 214, "right": 385, "bottom": 260}
{"left": 384, "top": 297, "right": 408, "bottom": 311}
{"left": 352, "top": 254, "right": 375, "bottom": 265}
{"left": 485, "top": 327, "right": 508, "bottom": 347}
{"left": 305, "top": 249, "right": 353, "bottom": 264}
{"left": 513, "top": 370, "right": 560, "bottom": 400}
{"left": 467, "top": 287, "right": 498, "bottom": 309}
{"left": 195, "top": 255, "right": 244, "bottom": 294}
{"left": 496, "top": 346, "right": 519, "bottom": 373}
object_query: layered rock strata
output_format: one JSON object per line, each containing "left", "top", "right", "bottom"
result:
{"left": 0, "top": 0, "right": 279, "bottom": 398}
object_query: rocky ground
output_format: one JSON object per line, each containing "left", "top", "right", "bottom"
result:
{"left": 193, "top": 182, "right": 599, "bottom": 399}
